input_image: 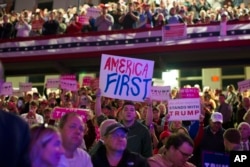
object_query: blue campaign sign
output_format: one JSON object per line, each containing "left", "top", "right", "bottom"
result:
{"left": 202, "top": 151, "right": 229, "bottom": 167}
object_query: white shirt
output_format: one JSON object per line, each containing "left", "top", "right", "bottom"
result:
{"left": 58, "top": 148, "right": 93, "bottom": 167}
{"left": 20, "top": 113, "right": 44, "bottom": 126}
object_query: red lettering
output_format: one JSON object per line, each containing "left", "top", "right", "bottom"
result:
{"left": 142, "top": 64, "right": 148, "bottom": 77}
{"left": 126, "top": 60, "right": 132, "bottom": 76}
{"left": 195, "top": 110, "right": 199, "bottom": 115}
{"left": 135, "top": 63, "right": 142, "bottom": 76}
{"left": 187, "top": 110, "right": 194, "bottom": 115}
{"left": 119, "top": 59, "right": 126, "bottom": 74}
{"left": 104, "top": 57, "right": 111, "bottom": 70}
{"left": 111, "top": 57, "right": 119, "bottom": 72}
{"left": 175, "top": 111, "right": 180, "bottom": 116}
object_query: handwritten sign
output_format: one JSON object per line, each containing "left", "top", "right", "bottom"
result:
{"left": 0, "top": 82, "right": 13, "bottom": 95}
{"left": 151, "top": 86, "right": 171, "bottom": 101}
{"left": 238, "top": 79, "right": 250, "bottom": 92}
{"left": 19, "top": 82, "right": 32, "bottom": 92}
{"left": 86, "top": 7, "right": 101, "bottom": 19}
{"left": 180, "top": 88, "right": 200, "bottom": 98}
{"left": 52, "top": 107, "right": 89, "bottom": 122}
{"left": 100, "top": 54, "right": 154, "bottom": 102}
{"left": 82, "top": 76, "right": 93, "bottom": 87}
{"left": 60, "top": 79, "right": 78, "bottom": 91}
{"left": 168, "top": 98, "right": 200, "bottom": 121}
{"left": 46, "top": 78, "right": 60, "bottom": 88}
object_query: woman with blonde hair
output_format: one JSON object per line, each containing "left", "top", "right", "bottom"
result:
{"left": 29, "top": 124, "right": 64, "bottom": 167}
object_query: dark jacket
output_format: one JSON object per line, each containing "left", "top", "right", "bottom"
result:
{"left": 91, "top": 144, "right": 150, "bottom": 167}
{"left": 0, "top": 111, "right": 31, "bottom": 167}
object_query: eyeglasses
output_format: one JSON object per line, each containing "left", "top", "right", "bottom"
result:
{"left": 177, "top": 148, "right": 193, "bottom": 159}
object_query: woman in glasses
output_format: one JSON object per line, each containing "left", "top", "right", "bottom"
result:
{"left": 29, "top": 124, "right": 65, "bottom": 167}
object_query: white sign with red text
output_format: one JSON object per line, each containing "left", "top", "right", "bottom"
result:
{"left": 82, "top": 76, "right": 93, "bottom": 87}
{"left": 60, "top": 79, "right": 78, "bottom": 91}
{"left": 168, "top": 98, "right": 201, "bottom": 121}
{"left": 19, "top": 82, "right": 32, "bottom": 92}
{"left": 238, "top": 79, "right": 250, "bottom": 92}
{"left": 151, "top": 86, "right": 171, "bottom": 101}
{"left": 100, "top": 54, "right": 154, "bottom": 102}
{"left": 46, "top": 78, "right": 60, "bottom": 88}
{"left": 180, "top": 88, "right": 200, "bottom": 98}
{"left": 0, "top": 82, "right": 13, "bottom": 95}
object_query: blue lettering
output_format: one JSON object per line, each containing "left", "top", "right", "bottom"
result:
{"left": 142, "top": 78, "right": 151, "bottom": 99}
{"left": 104, "top": 73, "right": 117, "bottom": 93}
{"left": 131, "top": 77, "right": 141, "bottom": 96}
{"left": 114, "top": 74, "right": 121, "bottom": 95}
{"left": 119, "top": 74, "right": 130, "bottom": 96}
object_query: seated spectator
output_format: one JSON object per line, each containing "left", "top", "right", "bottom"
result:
{"left": 42, "top": 11, "right": 59, "bottom": 35}
{"left": 91, "top": 121, "right": 150, "bottom": 167}
{"left": 166, "top": 7, "right": 184, "bottom": 24}
{"left": 223, "top": 128, "right": 242, "bottom": 151}
{"left": 237, "top": 122, "right": 250, "bottom": 151}
{"left": 29, "top": 124, "right": 65, "bottom": 167}
{"left": 58, "top": 112, "right": 93, "bottom": 167}
{"left": 148, "top": 133, "right": 195, "bottom": 167}
{"left": 21, "top": 100, "right": 44, "bottom": 126}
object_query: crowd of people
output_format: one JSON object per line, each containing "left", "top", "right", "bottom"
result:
{"left": 0, "top": 0, "right": 250, "bottom": 39}
{"left": 0, "top": 58, "right": 250, "bottom": 167}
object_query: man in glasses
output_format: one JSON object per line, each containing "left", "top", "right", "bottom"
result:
{"left": 148, "top": 133, "right": 195, "bottom": 167}
{"left": 91, "top": 121, "right": 150, "bottom": 167}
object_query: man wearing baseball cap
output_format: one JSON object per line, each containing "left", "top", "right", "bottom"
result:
{"left": 91, "top": 120, "right": 149, "bottom": 167}
{"left": 190, "top": 112, "right": 225, "bottom": 166}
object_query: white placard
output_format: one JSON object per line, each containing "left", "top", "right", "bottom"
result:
{"left": 60, "top": 79, "right": 78, "bottom": 91}
{"left": 238, "top": 79, "right": 250, "bottom": 92}
{"left": 19, "top": 82, "right": 32, "bottom": 92}
{"left": 46, "top": 78, "right": 60, "bottom": 88}
{"left": 151, "top": 86, "right": 171, "bottom": 101}
{"left": 0, "top": 82, "right": 13, "bottom": 95}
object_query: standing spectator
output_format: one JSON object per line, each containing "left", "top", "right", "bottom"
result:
{"left": 30, "top": 11, "right": 45, "bottom": 36}
{"left": 0, "top": 14, "right": 13, "bottom": 39}
{"left": 236, "top": 97, "right": 250, "bottom": 126}
{"left": 95, "top": 4, "right": 114, "bottom": 31}
{"left": 0, "top": 61, "right": 31, "bottom": 167}
{"left": 15, "top": 13, "right": 32, "bottom": 37}
{"left": 66, "top": 14, "right": 83, "bottom": 34}
{"left": 29, "top": 124, "right": 65, "bottom": 167}
{"left": 237, "top": 122, "right": 250, "bottom": 151}
{"left": 21, "top": 100, "right": 44, "bottom": 126}
{"left": 91, "top": 121, "right": 150, "bottom": 167}
{"left": 42, "top": 11, "right": 59, "bottom": 35}
{"left": 216, "top": 94, "right": 233, "bottom": 129}
{"left": 58, "top": 112, "right": 93, "bottom": 167}
{"left": 148, "top": 133, "right": 195, "bottom": 167}
{"left": 191, "top": 112, "right": 225, "bottom": 166}
{"left": 166, "top": 7, "right": 184, "bottom": 24}
{"left": 119, "top": 2, "right": 139, "bottom": 29}
{"left": 223, "top": 128, "right": 242, "bottom": 152}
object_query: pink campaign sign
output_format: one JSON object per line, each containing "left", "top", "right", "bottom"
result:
{"left": 52, "top": 107, "right": 88, "bottom": 122}
{"left": 180, "top": 88, "right": 200, "bottom": 98}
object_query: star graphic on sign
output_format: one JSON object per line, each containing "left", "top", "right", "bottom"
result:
{"left": 50, "top": 45, "right": 53, "bottom": 49}
{"left": 59, "top": 45, "right": 62, "bottom": 48}
{"left": 243, "top": 30, "right": 246, "bottom": 34}
{"left": 77, "top": 43, "right": 80, "bottom": 46}
{"left": 105, "top": 41, "right": 109, "bottom": 45}
{"left": 8, "top": 48, "right": 11, "bottom": 52}
{"left": 187, "top": 35, "right": 191, "bottom": 38}
{"left": 67, "top": 44, "right": 71, "bottom": 47}
{"left": 135, "top": 39, "right": 139, "bottom": 43}
{"left": 125, "top": 40, "right": 128, "bottom": 44}
{"left": 115, "top": 41, "right": 119, "bottom": 44}
{"left": 156, "top": 38, "right": 160, "bottom": 41}
{"left": 96, "top": 43, "right": 99, "bottom": 46}
{"left": 198, "top": 34, "right": 202, "bottom": 37}
{"left": 86, "top": 43, "right": 90, "bottom": 46}
{"left": 41, "top": 46, "right": 44, "bottom": 49}
{"left": 145, "top": 38, "right": 149, "bottom": 42}
{"left": 209, "top": 33, "right": 213, "bottom": 36}
{"left": 16, "top": 48, "right": 19, "bottom": 51}
{"left": 33, "top": 47, "right": 36, "bottom": 50}
{"left": 231, "top": 31, "right": 235, "bottom": 35}
{"left": 25, "top": 48, "right": 28, "bottom": 51}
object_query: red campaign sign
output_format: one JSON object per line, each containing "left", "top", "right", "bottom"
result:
{"left": 60, "top": 74, "right": 76, "bottom": 80}
{"left": 180, "top": 88, "right": 200, "bottom": 98}
{"left": 52, "top": 107, "right": 89, "bottom": 122}
{"left": 91, "top": 78, "right": 99, "bottom": 90}
{"left": 82, "top": 76, "right": 93, "bottom": 87}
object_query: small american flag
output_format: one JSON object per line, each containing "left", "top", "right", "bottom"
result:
{"left": 162, "top": 23, "right": 187, "bottom": 40}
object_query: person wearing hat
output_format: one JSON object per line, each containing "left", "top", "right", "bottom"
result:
{"left": 91, "top": 121, "right": 150, "bottom": 167}
{"left": 190, "top": 112, "right": 225, "bottom": 166}
{"left": 95, "top": 4, "right": 114, "bottom": 31}
{"left": 20, "top": 100, "right": 44, "bottom": 126}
